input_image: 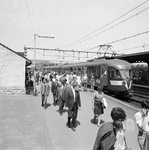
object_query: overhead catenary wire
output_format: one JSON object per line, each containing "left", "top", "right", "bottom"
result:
{"left": 80, "top": 30, "right": 149, "bottom": 52}
{"left": 28, "top": 48, "right": 43, "bottom": 56}
{"left": 72, "top": 7, "right": 149, "bottom": 53}
{"left": 25, "top": 0, "right": 35, "bottom": 34}
{"left": 82, "top": 7, "right": 149, "bottom": 49}
{"left": 59, "top": 0, "right": 149, "bottom": 49}
{"left": 115, "top": 44, "right": 149, "bottom": 53}
{"left": 24, "top": 0, "right": 149, "bottom": 61}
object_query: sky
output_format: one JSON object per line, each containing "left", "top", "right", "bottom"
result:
{"left": 0, "top": 0, "right": 149, "bottom": 63}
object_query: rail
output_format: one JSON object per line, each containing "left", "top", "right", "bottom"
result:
{"left": 130, "top": 84, "right": 149, "bottom": 104}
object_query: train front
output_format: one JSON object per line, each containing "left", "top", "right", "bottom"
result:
{"left": 108, "top": 63, "right": 133, "bottom": 98}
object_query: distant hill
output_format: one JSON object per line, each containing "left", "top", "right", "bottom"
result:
{"left": 30, "top": 59, "right": 56, "bottom": 67}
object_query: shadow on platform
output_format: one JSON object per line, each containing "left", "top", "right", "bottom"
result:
{"left": 46, "top": 103, "right": 51, "bottom": 108}
{"left": 66, "top": 120, "right": 81, "bottom": 131}
{"left": 90, "top": 118, "right": 105, "bottom": 125}
{"left": 56, "top": 108, "right": 68, "bottom": 116}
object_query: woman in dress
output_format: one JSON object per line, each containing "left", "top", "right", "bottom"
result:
{"left": 92, "top": 86, "right": 105, "bottom": 127}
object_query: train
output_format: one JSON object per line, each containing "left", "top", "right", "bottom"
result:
{"left": 132, "top": 62, "right": 148, "bottom": 85}
{"left": 43, "top": 58, "right": 133, "bottom": 98}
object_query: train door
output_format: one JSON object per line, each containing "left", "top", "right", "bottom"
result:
{"left": 100, "top": 65, "right": 108, "bottom": 86}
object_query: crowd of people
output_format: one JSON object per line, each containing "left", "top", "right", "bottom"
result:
{"left": 32, "top": 70, "right": 149, "bottom": 150}
{"left": 39, "top": 71, "right": 82, "bottom": 131}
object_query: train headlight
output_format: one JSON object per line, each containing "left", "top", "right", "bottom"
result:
{"left": 122, "top": 81, "right": 126, "bottom": 86}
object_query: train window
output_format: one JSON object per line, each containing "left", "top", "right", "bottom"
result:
{"left": 132, "top": 69, "right": 136, "bottom": 77}
{"left": 91, "top": 67, "right": 93, "bottom": 76}
{"left": 110, "top": 69, "right": 115, "bottom": 78}
{"left": 88, "top": 68, "right": 91, "bottom": 75}
{"left": 93, "top": 67, "right": 96, "bottom": 75}
{"left": 87, "top": 68, "right": 89, "bottom": 75}
{"left": 124, "top": 69, "right": 131, "bottom": 78}
{"left": 129, "top": 69, "right": 132, "bottom": 78}
{"left": 102, "top": 67, "right": 107, "bottom": 76}
{"left": 116, "top": 70, "right": 121, "bottom": 78}
{"left": 96, "top": 67, "right": 99, "bottom": 76}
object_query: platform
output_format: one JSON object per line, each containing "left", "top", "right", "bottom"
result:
{"left": 0, "top": 88, "right": 140, "bottom": 150}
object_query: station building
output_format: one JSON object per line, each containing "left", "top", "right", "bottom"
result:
{"left": 0, "top": 43, "right": 31, "bottom": 95}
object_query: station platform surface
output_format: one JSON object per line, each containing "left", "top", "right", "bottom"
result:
{"left": 0, "top": 88, "right": 140, "bottom": 150}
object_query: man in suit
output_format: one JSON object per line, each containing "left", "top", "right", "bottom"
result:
{"left": 65, "top": 79, "right": 81, "bottom": 131}
{"left": 44, "top": 78, "right": 50, "bottom": 109}
{"left": 56, "top": 82, "right": 64, "bottom": 115}
{"left": 51, "top": 78, "right": 58, "bottom": 106}
{"left": 40, "top": 78, "right": 50, "bottom": 109}
{"left": 40, "top": 77, "right": 46, "bottom": 107}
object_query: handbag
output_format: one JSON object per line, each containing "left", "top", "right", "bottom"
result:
{"left": 102, "top": 97, "right": 108, "bottom": 109}
{"left": 101, "top": 101, "right": 106, "bottom": 109}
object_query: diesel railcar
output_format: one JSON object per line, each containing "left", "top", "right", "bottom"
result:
{"left": 43, "top": 58, "right": 133, "bottom": 97}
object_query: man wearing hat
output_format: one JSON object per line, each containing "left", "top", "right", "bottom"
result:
{"left": 134, "top": 100, "right": 149, "bottom": 150}
{"left": 65, "top": 79, "right": 81, "bottom": 131}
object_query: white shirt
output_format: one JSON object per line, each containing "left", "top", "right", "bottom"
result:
{"left": 134, "top": 110, "right": 149, "bottom": 132}
{"left": 114, "top": 129, "right": 126, "bottom": 150}
{"left": 71, "top": 85, "right": 75, "bottom": 100}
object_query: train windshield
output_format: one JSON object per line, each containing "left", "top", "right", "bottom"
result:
{"left": 110, "top": 69, "right": 132, "bottom": 78}
{"left": 120, "top": 69, "right": 132, "bottom": 78}
{"left": 110, "top": 69, "right": 122, "bottom": 78}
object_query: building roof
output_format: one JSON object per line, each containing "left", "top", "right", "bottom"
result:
{"left": 16, "top": 52, "right": 25, "bottom": 57}
{"left": 0, "top": 43, "right": 32, "bottom": 63}
{"left": 116, "top": 51, "right": 149, "bottom": 63}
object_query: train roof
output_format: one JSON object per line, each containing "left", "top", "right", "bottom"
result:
{"left": 41, "top": 58, "right": 131, "bottom": 69}
{"left": 42, "top": 65, "right": 62, "bottom": 69}
{"left": 61, "top": 58, "right": 131, "bottom": 68}
{"left": 132, "top": 62, "right": 148, "bottom": 69}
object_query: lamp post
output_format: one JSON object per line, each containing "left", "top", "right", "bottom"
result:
{"left": 33, "top": 34, "right": 54, "bottom": 95}
{"left": 34, "top": 34, "right": 37, "bottom": 60}
{"left": 33, "top": 34, "right": 37, "bottom": 95}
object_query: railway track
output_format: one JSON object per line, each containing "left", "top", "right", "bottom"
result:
{"left": 124, "top": 85, "right": 149, "bottom": 108}
{"left": 132, "top": 84, "right": 149, "bottom": 94}
{"left": 131, "top": 84, "right": 149, "bottom": 103}
{"left": 133, "top": 91, "right": 149, "bottom": 99}
{"left": 105, "top": 84, "right": 149, "bottom": 108}
{"left": 92, "top": 84, "right": 149, "bottom": 108}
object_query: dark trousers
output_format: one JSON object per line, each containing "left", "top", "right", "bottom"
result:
{"left": 67, "top": 102, "right": 78, "bottom": 127}
{"left": 44, "top": 95, "right": 48, "bottom": 108}
{"left": 72, "top": 107, "right": 78, "bottom": 127}
{"left": 83, "top": 82, "right": 87, "bottom": 91}
{"left": 59, "top": 99, "right": 65, "bottom": 110}
{"left": 53, "top": 94, "right": 56, "bottom": 105}
{"left": 41, "top": 94, "right": 45, "bottom": 106}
